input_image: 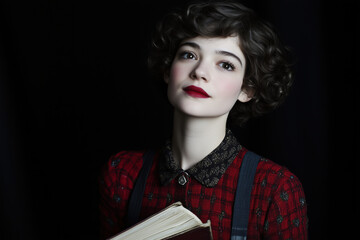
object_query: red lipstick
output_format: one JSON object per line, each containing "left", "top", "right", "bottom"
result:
{"left": 183, "top": 85, "right": 210, "bottom": 98}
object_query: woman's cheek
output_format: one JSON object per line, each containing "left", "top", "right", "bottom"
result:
{"left": 216, "top": 78, "right": 243, "bottom": 98}
{"left": 169, "top": 62, "right": 185, "bottom": 84}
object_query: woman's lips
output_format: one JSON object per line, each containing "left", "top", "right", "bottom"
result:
{"left": 183, "top": 85, "right": 210, "bottom": 98}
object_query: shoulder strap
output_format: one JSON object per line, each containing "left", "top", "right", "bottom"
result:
{"left": 231, "top": 150, "right": 261, "bottom": 240}
{"left": 125, "top": 150, "right": 155, "bottom": 228}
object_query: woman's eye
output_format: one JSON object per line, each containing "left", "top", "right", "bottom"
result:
{"left": 179, "top": 51, "right": 196, "bottom": 60}
{"left": 219, "top": 62, "right": 235, "bottom": 71}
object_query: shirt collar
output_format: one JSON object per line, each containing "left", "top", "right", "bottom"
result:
{"left": 159, "top": 129, "right": 241, "bottom": 188}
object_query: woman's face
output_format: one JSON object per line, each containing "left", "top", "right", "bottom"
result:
{"left": 165, "top": 36, "right": 251, "bottom": 118}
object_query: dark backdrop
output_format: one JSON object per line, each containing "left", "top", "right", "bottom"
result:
{"left": 0, "top": 0, "right": 358, "bottom": 239}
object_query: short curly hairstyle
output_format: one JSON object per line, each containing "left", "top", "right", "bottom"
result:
{"left": 148, "top": 0, "right": 294, "bottom": 126}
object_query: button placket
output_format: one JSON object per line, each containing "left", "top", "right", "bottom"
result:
{"left": 175, "top": 171, "right": 191, "bottom": 207}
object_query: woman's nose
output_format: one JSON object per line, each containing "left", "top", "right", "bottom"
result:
{"left": 190, "top": 61, "right": 210, "bottom": 82}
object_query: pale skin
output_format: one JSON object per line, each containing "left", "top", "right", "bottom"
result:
{"left": 164, "top": 36, "right": 252, "bottom": 170}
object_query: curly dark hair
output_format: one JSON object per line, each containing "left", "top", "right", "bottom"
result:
{"left": 148, "top": 0, "right": 294, "bottom": 126}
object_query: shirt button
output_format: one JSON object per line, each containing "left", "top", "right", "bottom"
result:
{"left": 178, "top": 172, "right": 189, "bottom": 186}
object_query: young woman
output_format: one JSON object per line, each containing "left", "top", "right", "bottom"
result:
{"left": 99, "top": 1, "right": 308, "bottom": 239}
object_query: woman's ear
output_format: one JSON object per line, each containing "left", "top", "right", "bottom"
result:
{"left": 238, "top": 89, "right": 253, "bottom": 103}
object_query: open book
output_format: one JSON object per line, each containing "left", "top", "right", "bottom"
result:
{"left": 108, "top": 202, "right": 213, "bottom": 240}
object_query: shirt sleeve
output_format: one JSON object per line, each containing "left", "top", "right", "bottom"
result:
{"left": 98, "top": 157, "right": 123, "bottom": 240}
{"left": 98, "top": 151, "right": 144, "bottom": 239}
{"left": 263, "top": 172, "right": 308, "bottom": 239}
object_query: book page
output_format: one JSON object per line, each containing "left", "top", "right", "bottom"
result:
{"left": 110, "top": 202, "right": 206, "bottom": 240}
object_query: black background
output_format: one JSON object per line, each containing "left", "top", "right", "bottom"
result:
{"left": 0, "top": 0, "right": 358, "bottom": 239}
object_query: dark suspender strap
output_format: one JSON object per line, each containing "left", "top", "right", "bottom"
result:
{"left": 231, "top": 150, "right": 261, "bottom": 240}
{"left": 125, "top": 150, "right": 155, "bottom": 228}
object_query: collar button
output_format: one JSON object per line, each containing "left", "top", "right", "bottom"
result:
{"left": 178, "top": 173, "right": 189, "bottom": 186}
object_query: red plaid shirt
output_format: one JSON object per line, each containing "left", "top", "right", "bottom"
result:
{"left": 99, "top": 131, "right": 308, "bottom": 239}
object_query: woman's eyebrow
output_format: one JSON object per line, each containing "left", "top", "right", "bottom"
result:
{"left": 178, "top": 41, "right": 200, "bottom": 49}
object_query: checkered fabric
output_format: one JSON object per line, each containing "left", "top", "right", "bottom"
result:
{"left": 99, "top": 133, "right": 308, "bottom": 240}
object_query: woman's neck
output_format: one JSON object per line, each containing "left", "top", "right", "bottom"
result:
{"left": 171, "top": 110, "right": 228, "bottom": 170}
